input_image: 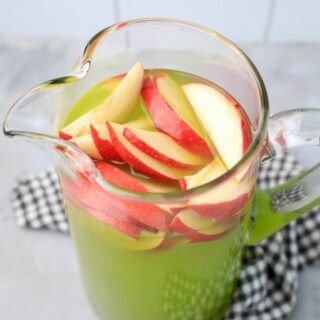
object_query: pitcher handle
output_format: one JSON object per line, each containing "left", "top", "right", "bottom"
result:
{"left": 246, "top": 108, "right": 320, "bottom": 245}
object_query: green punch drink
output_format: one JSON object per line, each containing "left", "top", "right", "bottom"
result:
{"left": 59, "top": 66, "right": 255, "bottom": 320}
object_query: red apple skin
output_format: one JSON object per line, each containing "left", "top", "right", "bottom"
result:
{"left": 123, "top": 127, "right": 199, "bottom": 169}
{"left": 190, "top": 193, "right": 248, "bottom": 220}
{"left": 96, "top": 161, "right": 147, "bottom": 192}
{"left": 170, "top": 215, "right": 237, "bottom": 243}
{"left": 95, "top": 161, "right": 170, "bottom": 231}
{"left": 65, "top": 175, "right": 143, "bottom": 239}
{"left": 59, "top": 131, "right": 73, "bottom": 140}
{"left": 107, "top": 122, "right": 178, "bottom": 182}
{"left": 89, "top": 209, "right": 143, "bottom": 240}
{"left": 233, "top": 101, "right": 253, "bottom": 154}
{"left": 141, "top": 77, "right": 212, "bottom": 159}
{"left": 179, "top": 178, "right": 188, "bottom": 190}
{"left": 122, "top": 200, "right": 170, "bottom": 232}
{"left": 90, "top": 125, "right": 122, "bottom": 161}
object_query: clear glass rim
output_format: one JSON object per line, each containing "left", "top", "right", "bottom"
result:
{"left": 3, "top": 18, "right": 269, "bottom": 203}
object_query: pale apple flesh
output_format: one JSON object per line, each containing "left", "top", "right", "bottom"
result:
{"left": 90, "top": 124, "right": 122, "bottom": 161}
{"left": 136, "top": 177, "right": 179, "bottom": 193}
{"left": 107, "top": 122, "right": 194, "bottom": 181}
{"left": 183, "top": 83, "right": 252, "bottom": 171}
{"left": 70, "top": 134, "right": 103, "bottom": 160}
{"left": 116, "top": 230, "right": 165, "bottom": 251}
{"left": 142, "top": 77, "right": 213, "bottom": 159}
{"left": 59, "top": 62, "right": 144, "bottom": 138}
{"left": 123, "top": 127, "right": 206, "bottom": 169}
{"left": 125, "top": 116, "right": 157, "bottom": 131}
{"left": 179, "top": 159, "right": 226, "bottom": 190}
{"left": 170, "top": 208, "right": 238, "bottom": 242}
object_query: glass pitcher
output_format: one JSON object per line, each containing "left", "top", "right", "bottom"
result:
{"left": 3, "top": 19, "right": 320, "bottom": 320}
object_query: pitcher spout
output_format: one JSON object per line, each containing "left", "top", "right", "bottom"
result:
{"left": 2, "top": 61, "right": 99, "bottom": 186}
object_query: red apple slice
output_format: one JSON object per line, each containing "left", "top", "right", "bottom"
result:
{"left": 141, "top": 76, "right": 213, "bottom": 159}
{"left": 123, "top": 127, "right": 206, "bottom": 169}
{"left": 107, "top": 122, "right": 194, "bottom": 181}
{"left": 59, "top": 62, "right": 144, "bottom": 139}
{"left": 66, "top": 174, "right": 167, "bottom": 249}
{"left": 189, "top": 178, "right": 250, "bottom": 219}
{"left": 183, "top": 83, "right": 252, "bottom": 171}
{"left": 96, "top": 161, "right": 170, "bottom": 231}
{"left": 136, "top": 178, "right": 180, "bottom": 193}
{"left": 170, "top": 208, "right": 237, "bottom": 242}
{"left": 97, "top": 161, "right": 182, "bottom": 216}
{"left": 180, "top": 159, "right": 251, "bottom": 219}
{"left": 96, "top": 161, "right": 148, "bottom": 192}
{"left": 89, "top": 209, "right": 143, "bottom": 240}
{"left": 156, "top": 74, "right": 204, "bottom": 136}
{"left": 65, "top": 175, "right": 143, "bottom": 239}
{"left": 90, "top": 124, "right": 122, "bottom": 161}
{"left": 134, "top": 177, "right": 184, "bottom": 214}
{"left": 70, "top": 134, "right": 103, "bottom": 160}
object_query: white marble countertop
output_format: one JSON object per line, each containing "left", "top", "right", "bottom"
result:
{"left": 0, "top": 37, "right": 319, "bottom": 319}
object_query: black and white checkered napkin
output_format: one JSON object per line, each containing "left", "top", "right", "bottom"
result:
{"left": 11, "top": 154, "right": 320, "bottom": 320}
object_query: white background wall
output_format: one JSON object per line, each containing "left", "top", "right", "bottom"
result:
{"left": 0, "top": 0, "right": 320, "bottom": 42}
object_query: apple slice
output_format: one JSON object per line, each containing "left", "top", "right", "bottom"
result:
{"left": 59, "top": 62, "right": 144, "bottom": 139}
{"left": 156, "top": 74, "right": 204, "bottom": 135}
{"left": 180, "top": 158, "right": 251, "bottom": 219}
{"left": 96, "top": 161, "right": 170, "bottom": 231}
{"left": 107, "top": 122, "right": 194, "bottom": 181}
{"left": 170, "top": 208, "right": 237, "bottom": 242}
{"left": 97, "top": 161, "right": 182, "bottom": 216}
{"left": 123, "top": 127, "right": 206, "bottom": 169}
{"left": 115, "top": 230, "right": 166, "bottom": 251}
{"left": 189, "top": 178, "right": 250, "bottom": 219}
{"left": 180, "top": 159, "right": 226, "bottom": 190}
{"left": 141, "top": 76, "right": 213, "bottom": 159}
{"left": 62, "top": 76, "right": 122, "bottom": 131}
{"left": 89, "top": 209, "right": 144, "bottom": 240}
{"left": 96, "top": 161, "right": 148, "bottom": 192}
{"left": 134, "top": 177, "right": 184, "bottom": 214}
{"left": 126, "top": 116, "right": 157, "bottom": 131}
{"left": 65, "top": 175, "right": 144, "bottom": 239}
{"left": 136, "top": 178, "right": 180, "bottom": 193}
{"left": 90, "top": 124, "right": 122, "bottom": 161}
{"left": 70, "top": 134, "right": 103, "bottom": 160}
{"left": 183, "top": 83, "right": 252, "bottom": 171}
{"left": 66, "top": 174, "right": 166, "bottom": 248}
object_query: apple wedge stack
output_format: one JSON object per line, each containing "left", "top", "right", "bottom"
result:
{"left": 59, "top": 62, "right": 254, "bottom": 248}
